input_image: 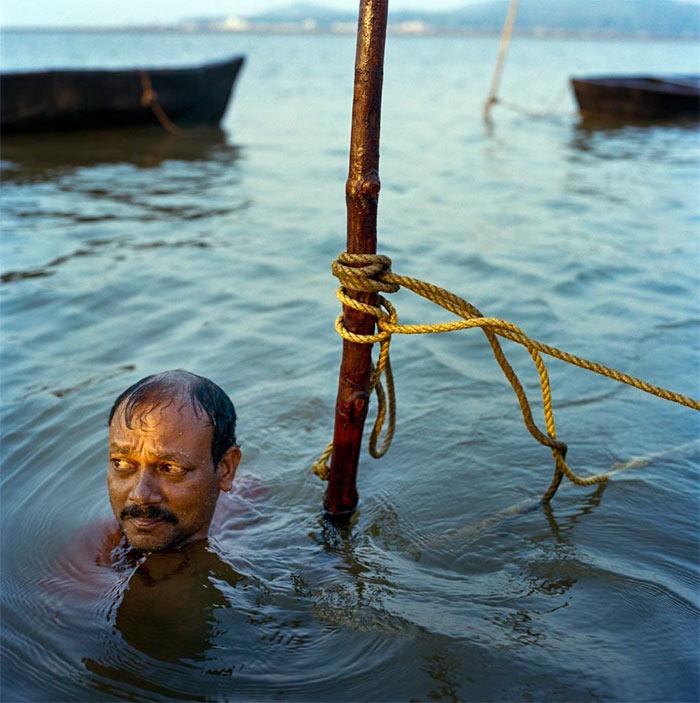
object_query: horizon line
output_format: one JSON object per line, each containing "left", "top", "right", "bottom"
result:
{"left": 1, "top": 24, "right": 697, "bottom": 41}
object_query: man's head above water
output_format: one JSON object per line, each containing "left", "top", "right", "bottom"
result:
{"left": 107, "top": 370, "right": 241, "bottom": 552}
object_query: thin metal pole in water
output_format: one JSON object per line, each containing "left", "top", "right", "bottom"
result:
{"left": 483, "top": 0, "right": 520, "bottom": 122}
{"left": 325, "top": 0, "right": 389, "bottom": 519}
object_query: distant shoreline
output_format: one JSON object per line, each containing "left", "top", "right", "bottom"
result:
{"left": 1, "top": 26, "right": 698, "bottom": 42}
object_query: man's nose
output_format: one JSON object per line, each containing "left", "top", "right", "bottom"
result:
{"left": 128, "top": 468, "right": 162, "bottom": 504}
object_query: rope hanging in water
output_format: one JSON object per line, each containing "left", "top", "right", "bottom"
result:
{"left": 312, "top": 253, "right": 700, "bottom": 502}
{"left": 139, "top": 71, "right": 184, "bottom": 137}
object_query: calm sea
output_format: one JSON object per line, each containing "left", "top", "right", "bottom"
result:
{"left": 1, "top": 29, "right": 699, "bottom": 702}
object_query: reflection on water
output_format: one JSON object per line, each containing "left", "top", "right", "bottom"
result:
{"left": 1, "top": 126, "right": 238, "bottom": 183}
{"left": 423, "top": 649, "right": 463, "bottom": 703}
{"left": 1, "top": 125, "right": 249, "bottom": 287}
{"left": 540, "top": 482, "right": 607, "bottom": 544}
{"left": 304, "top": 517, "right": 398, "bottom": 632}
{"left": 569, "top": 121, "right": 700, "bottom": 164}
{"left": 1, "top": 30, "right": 699, "bottom": 703}
{"left": 574, "top": 114, "right": 700, "bottom": 133}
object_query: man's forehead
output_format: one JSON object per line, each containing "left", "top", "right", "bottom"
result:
{"left": 110, "top": 398, "right": 212, "bottom": 434}
{"left": 109, "top": 401, "right": 214, "bottom": 464}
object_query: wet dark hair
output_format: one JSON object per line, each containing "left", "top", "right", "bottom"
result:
{"left": 108, "top": 370, "right": 237, "bottom": 467}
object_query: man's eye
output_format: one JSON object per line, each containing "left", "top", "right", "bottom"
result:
{"left": 159, "top": 463, "right": 186, "bottom": 476}
{"left": 110, "top": 458, "right": 134, "bottom": 472}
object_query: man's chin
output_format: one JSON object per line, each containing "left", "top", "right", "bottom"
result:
{"left": 121, "top": 521, "right": 180, "bottom": 552}
{"left": 125, "top": 536, "right": 175, "bottom": 552}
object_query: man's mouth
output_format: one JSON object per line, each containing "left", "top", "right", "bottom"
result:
{"left": 121, "top": 505, "right": 178, "bottom": 526}
{"left": 129, "top": 517, "right": 166, "bottom": 530}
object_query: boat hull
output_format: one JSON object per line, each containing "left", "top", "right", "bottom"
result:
{"left": 571, "top": 75, "right": 700, "bottom": 122}
{"left": 1, "top": 56, "right": 245, "bottom": 133}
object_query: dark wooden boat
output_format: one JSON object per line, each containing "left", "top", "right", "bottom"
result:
{"left": 571, "top": 75, "right": 700, "bottom": 122}
{"left": 1, "top": 56, "right": 245, "bottom": 134}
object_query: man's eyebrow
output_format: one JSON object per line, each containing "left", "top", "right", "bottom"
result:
{"left": 109, "top": 443, "right": 136, "bottom": 455}
{"left": 157, "top": 450, "right": 196, "bottom": 465}
{"left": 108, "top": 444, "right": 195, "bottom": 465}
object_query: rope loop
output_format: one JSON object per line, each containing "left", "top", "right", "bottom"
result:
{"left": 314, "top": 252, "right": 700, "bottom": 502}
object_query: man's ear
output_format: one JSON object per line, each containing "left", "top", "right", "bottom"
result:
{"left": 216, "top": 445, "right": 241, "bottom": 493}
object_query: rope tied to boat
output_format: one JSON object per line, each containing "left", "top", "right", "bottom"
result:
{"left": 312, "top": 252, "right": 700, "bottom": 501}
{"left": 139, "top": 71, "right": 184, "bottom": 137}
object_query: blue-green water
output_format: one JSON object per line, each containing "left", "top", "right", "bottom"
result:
{"left": 1, "top": 30, "right": 699, "bottom": 702}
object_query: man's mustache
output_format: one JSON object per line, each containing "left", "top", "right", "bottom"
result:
{"left": 121, "top": 504, "right": 178, "bottom": 524}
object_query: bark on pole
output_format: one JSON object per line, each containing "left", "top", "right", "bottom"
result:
{"left": 325, "top": 0, "right": 389, "bottom": 519}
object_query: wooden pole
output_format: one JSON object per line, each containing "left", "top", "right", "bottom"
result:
{"left": 483, "top": 0, "right": 520, "bottom": 122}
{"left": 325, "top": 0, "right": 389, "bottom": 519}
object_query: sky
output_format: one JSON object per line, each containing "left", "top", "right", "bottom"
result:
{"left": 0, "top": 0, "right": 483, "bottom": 28}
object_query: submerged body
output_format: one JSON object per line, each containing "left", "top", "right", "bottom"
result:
{"left": 55, "top": 483, "right": 264, "bottom": 664}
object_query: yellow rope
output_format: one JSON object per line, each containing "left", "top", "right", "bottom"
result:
{"left": 312, "top": 253, "right": 700, "bottom": 502}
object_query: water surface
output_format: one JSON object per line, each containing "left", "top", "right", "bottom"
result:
{"left": 1, "top": 31, "right": 699, "bottom": 702}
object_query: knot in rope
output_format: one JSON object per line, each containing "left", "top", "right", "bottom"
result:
{"left": 314, "top": 252, "right": 700, "bottom": 501}
{"left": 331, "top": 252, "right": 400, "bottom": 345}
{"left": 312, "top": 254, "right": 400, "bottom": 481}
{"left": 331, "top": 252, "right": 399, "bottom": 295}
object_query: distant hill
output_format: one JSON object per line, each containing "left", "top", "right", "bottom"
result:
{"left": 242, "top": 0, "right": 700, "bottom": 38}
{"left": 243, "top": 4, "right": 354, "bottom": 24}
